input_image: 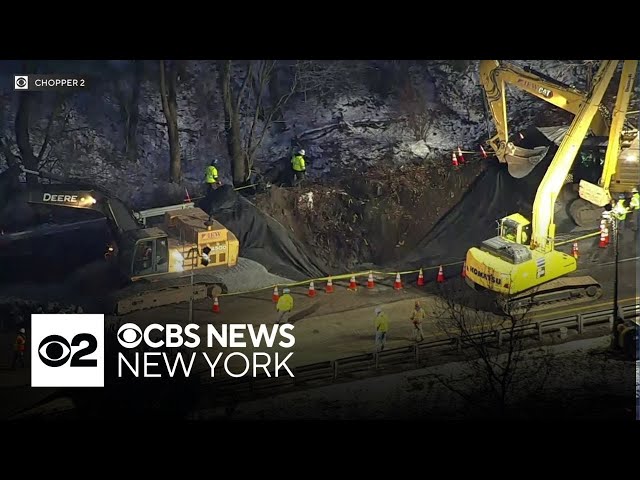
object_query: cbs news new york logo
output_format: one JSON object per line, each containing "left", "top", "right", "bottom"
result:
{"left": 31, "top": 314, "right": 105, "bottom": 387}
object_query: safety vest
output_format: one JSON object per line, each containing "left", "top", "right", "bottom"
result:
{"left": 291, "top": 154, "right": 306, "bottom": 172}
{"left": 375, "top": 313, "right": 389, "bottom": 333}
{"left": 15, "top": 334, "right": 26, "bottom": 352}
{"left": 205, "top": 166, "right": 218, "bottom": 184}
{"left": 613, "top": 199, "right": 628, "bottom": 221}
{"left": 411, "top": 308, "right": 426, "bottom": 324}
{"left": 630, "top": 192, "right": 640, "bottom": 210}
{"left": 277, "top": 294, "right": 294, "bottom": 312}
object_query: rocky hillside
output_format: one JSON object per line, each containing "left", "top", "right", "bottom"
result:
{"left": 0, "top": 60, "right": 634, "bottom": 221}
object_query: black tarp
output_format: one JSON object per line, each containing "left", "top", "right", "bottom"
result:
{"left": 198, "top": 185, "right": 327, "bottom": 280}
{"left": 395, "top": 126, "right": 564, "bottom": 271}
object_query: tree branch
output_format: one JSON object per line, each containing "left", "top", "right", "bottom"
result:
{"left": 235, "top": 61, "right": 254, "bottom": 113}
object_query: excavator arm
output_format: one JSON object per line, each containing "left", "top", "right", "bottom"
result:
{"left": 531, "top": 60, "right": 619, "bottom": 252}
{"left": 480, "top": 60, "right": 611, "bottom": 178}
{"left": 579, "top": 60, "right": 639, "bottom": 205}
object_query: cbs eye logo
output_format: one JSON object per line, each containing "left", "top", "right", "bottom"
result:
{"left": 117, "top": 323, "right": 143, "bottom": 348}
{"left": 14, "top": 75, "right": 29, "bottom": 90}
{"left": 38, "top": 333, "right": 98, "bottom": 367}
{"left": 31, "top": 313, "right": 105, "bottom": 387}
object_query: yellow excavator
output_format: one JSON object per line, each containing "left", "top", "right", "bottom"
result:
{"left": 466, "top": 60, "right": 638, "bottom": 312}
{"left": 24, "top": 175, "right": 240, "bottom": 315}
{"left": 479, "top": 59, "right": 639, "bottom": 226}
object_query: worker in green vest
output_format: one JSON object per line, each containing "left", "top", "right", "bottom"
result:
{"left": 612, "top": 194, "right": 629, "bottom": 232}
{"left": 291, "top": 149, "right": 306, "bottom": 187}
{"left": 204, "top": 159, "right": 220, "bottom": 190}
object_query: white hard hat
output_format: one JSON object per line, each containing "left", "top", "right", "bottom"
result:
{"left": 632, "top": 187, "right": 638, "bottom": 193}
{"left": 283, "top": 288, "right": 291, "bottom": 294}
{"left": 374, "top": 307, "right": 382, "bottom": 315}
{"left": 298, "top": 149, "right": 305, "bottom": 156}
{"left": 19, "top": 328, "right": 25, "bottom": 333}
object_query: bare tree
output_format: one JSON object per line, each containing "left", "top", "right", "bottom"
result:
{"left": 159, "top": 60, "right": 182, "bottom": 183}
{"left": 114, "top": 60, "right": 143, "bottom": 164}
{"left": 14, "top": 91, "right": 69, "bottom": 186}
{"left": 432, "top": 285, "right": 554, "bottom": 417}
{"left": 218, "top": 60, "right": 299, "bottom": 185}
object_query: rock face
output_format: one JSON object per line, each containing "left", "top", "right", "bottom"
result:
{"left": 0, "top": 60, "right": 630, "bottom": 215}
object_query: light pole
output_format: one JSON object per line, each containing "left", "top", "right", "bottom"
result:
{"left": 610, "top": 216, "right": 622, "bottom": 349}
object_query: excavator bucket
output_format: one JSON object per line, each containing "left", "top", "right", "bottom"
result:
{"left": 504, "top": 145, "right": 550, "bottom": 178}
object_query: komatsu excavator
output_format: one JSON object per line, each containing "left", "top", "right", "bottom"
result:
{"left": 24, "top": 173, "right": 239, "bottom": 315}
{"left": 466, "top": 60, "right": 638, "bottom": 313}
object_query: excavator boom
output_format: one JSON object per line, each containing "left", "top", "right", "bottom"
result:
{"left": 480, "top": 60, "right": 611, "bottom": 178}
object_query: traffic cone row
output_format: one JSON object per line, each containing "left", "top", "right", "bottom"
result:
{"left": 572, "top": 242, "right": 579, "bottom": 259}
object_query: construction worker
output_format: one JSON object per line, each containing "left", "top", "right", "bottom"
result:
{"left": 204, "top": 159, "right": 220, "bottom": 190}
{"left": 11, "top": 328, "right": 26, "bottom": 370}
{"left": 291, "top": 149, "right": 306, "bottom": 187}
{"left": 629, "top": 187, "right": 639, "bottom": 231}
{"left": 276, "top": 287, "right": 294, "bottom": 324}
{"left": 374, "top": 307, "right": 389, "bottom": 352}
{"left": 612, "top": 194, "right": 629, "bottom": 232}
{"left": 410, "top": 300, "right": 426, "bottom": 342}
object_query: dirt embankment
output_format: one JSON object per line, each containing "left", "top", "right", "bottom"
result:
{"left": 255, "top": 159, "right": 484, "bottom": 271}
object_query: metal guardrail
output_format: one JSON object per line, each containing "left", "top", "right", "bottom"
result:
{"left": 206, "top": 303, "right": 640, "bottom": 400}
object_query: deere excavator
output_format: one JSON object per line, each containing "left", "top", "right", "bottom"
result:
{"left": 479, "top": 59, "right": 640, "bottom": 226}
{"left": 466, "top": 60, "right": 639, "bottom": 313}
{"left": 23, "top": 171, "right": 240, "bottom": 315}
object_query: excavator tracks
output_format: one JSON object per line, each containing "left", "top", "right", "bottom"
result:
{"left": 113, "top": 273, "right": 227, "bottom": 316}
{"left": 497, "top": 275, "right": 603, "bottom": 315}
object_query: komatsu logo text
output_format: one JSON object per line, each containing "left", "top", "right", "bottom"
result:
{"left": 469, "top": 266, "right": 502, "bottom": 285}
{"left": 43, "top": 193, "right": 78, "bottom": 203}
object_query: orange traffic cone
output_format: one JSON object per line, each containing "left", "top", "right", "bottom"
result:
{"left": 457, "top": 146, "right": 465, "bottom": 164}
{"left": 461, "top": 261, "right": 466, "bottom": 278}
{"left": 436, "top": 265, "right": 445, "bottom": 283}
{"left": 394, "top": 272, "right": 403, "bottom": 290}
{"left": 348, "top": 275, "right": 358, "bottom": 291}
{"left": 272, "top": 286, "right": 280, "bottom": 303}
{"left": 212, "top": 296, "right": 220, "bottom": 313}
{"left": 366, "top": 271, "right": 375, "bottom": 289}
{"left": 184, "top": 188, "right": 191, "bottom": 203}
{"left": 417, "top": 268, "right": 425, "bottom": 286}
{"left": 598, "top": 229, "right": 607, "bottom": 248}
{"left": 572, "top": 242, "right": 579, "bottom": 259}
{"left": 308, "top": 281, "right": 316, "bottom": 297}
{"left": 451, "top": 151, "right": 459, "bottom": 167}
{"left": 480, "top": 145, "right": 488, "bottom": 158}
{"left": 325, "top": 277, "right": 334, "bottom": 293}
{"left": 603, "top": 227, "right": 609, "bottom": 246}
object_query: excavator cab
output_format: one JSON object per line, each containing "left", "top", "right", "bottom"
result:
{"left": 121, "top": 228, "right": 170, "bottom": 280}
{"left": 500, "top": 213, "right": 531, "bottom": 245}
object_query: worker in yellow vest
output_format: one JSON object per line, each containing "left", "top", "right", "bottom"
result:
{"left": 12, "top": 328, "right": 26, "bottom": 369}
{"left": 612, "top": 194, "right": 629, "bottom": 231}
{"left": 291, "top": 149, "right": 306, "bottom": 187}
{"left": 629, "top": 187, "right": 639, "bottom": 231}
{"left": 374, "top": 307, "right": 389, "bottom": 352}
{"left": 276, "top": 288, "right": 294, "bottom": 324}
{"left": 204, "top": 159, "right": 220, "bottom": 190}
